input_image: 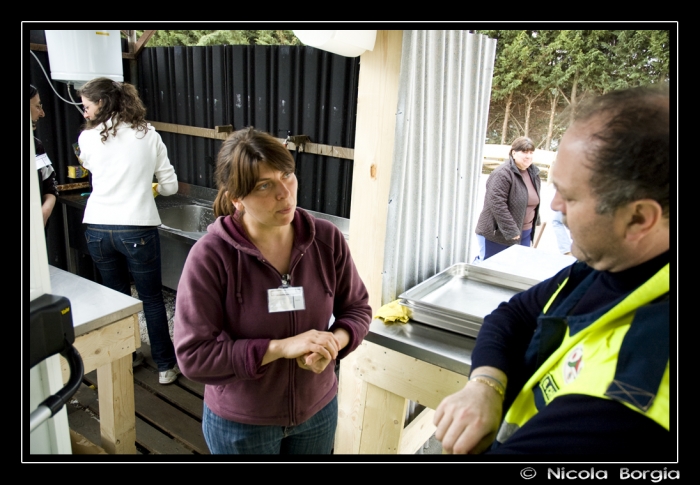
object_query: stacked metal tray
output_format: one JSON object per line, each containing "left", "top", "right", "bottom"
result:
{"left": 398, "top": 263, "right": 541, "bottom": 338}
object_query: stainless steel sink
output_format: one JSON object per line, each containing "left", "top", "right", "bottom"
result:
{"left": 157, "top": 204, "right": 216, "bottom": 291}
{"left": 158, "top": 205, "right": 216, "bottom": 235}
{"left": 153, "top": 183, "right": 350, "bottom": 291}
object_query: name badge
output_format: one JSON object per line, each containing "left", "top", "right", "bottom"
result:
{"left": 268, "top": 286, "right": 306, "bottom": 313}
{"left": 35, "top": 152, "right": 52, "bottom": 170}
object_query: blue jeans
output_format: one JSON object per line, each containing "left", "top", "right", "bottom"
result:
{"left": 202, "top": 396, "right": 338, "bottom": 454}
{"left": 84, "top": 225, "right": 176, "bottom": 371}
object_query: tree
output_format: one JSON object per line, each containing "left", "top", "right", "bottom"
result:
{"left": 477, "top": 29, "right": 671, "bottom": 150}
{"left": 133, "top": 30, "right": 301, "bottom": 47}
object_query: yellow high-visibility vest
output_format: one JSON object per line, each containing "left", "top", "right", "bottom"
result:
{"left": 497, "top": 264, "right": 670, "bottom": 444}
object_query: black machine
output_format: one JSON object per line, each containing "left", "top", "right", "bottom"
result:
{"left": 29, "top": 294, "right": 84, "bottom": 433}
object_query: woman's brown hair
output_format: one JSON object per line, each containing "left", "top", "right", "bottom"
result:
{"left": 78, "top": 77, "right": 148, "bottom": 143}
{"left": 509, "top": 136, "right": 535, "bottom": 158}
{"left": 213, "top": 127, "right": 296, "bottom": 217}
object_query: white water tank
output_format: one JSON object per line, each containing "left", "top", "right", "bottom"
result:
{"left": 293, "top": 30, "right": 376, "bottom": 57}
{"left": 45, "top": 30, "right": 123, "bottom": 89}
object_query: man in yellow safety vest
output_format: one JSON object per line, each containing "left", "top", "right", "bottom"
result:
{"left": 434, "top": 85, "right": 671, "bottom": 458}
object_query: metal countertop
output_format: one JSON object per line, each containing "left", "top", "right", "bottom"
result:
{"left": 367, "top": 246, "right": 575, "bottom": 376}
{"left": 366, "top": 319, "right": 474, "bottom": 376}
{"left": 49, "top": 265, "right": 143, "bottom": 337}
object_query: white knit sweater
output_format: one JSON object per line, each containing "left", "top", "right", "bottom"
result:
{"left": 79, "top": 119, "right": 178, "bottom": 226}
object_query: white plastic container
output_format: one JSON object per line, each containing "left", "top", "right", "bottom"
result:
{"left": 293, "top": 30, "right": 376, "bottom": 57}
{"left": 45, "top": 30, "right": 123, "bottom": 89}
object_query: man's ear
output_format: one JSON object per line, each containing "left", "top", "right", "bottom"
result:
{"left": 625, "top": 199, "right": 664, "bottom": 242}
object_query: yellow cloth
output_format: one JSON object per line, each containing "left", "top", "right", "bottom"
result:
{"left": 374, "top": 300, "right": 410, "bottom": 324}
{"left": 152, "top": 183, "right": 159, "bottom": 198}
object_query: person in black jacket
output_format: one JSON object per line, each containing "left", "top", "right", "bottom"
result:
{"left": 434, "top": 86, "right": 671, "bottom": 458}
{"left": 30, "top": 84, "right": 58, "bottom": 226}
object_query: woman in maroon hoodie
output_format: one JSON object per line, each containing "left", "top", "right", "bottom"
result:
{"left": 174, "top": 127, "right": 372, "bottom": 454}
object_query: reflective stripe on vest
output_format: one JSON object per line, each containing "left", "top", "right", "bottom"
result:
{"left": 497, "top": 264, "right": 670, "bottom": 444}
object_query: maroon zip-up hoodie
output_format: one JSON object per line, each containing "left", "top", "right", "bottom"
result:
{"left": 173, "top": 208, "right": 371, "bottom": 426}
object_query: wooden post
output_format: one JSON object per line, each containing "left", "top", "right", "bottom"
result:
{"left": 336, "top": 30, "right": 403, "bottom": 454}
{"left": 127, "top": 30, "right": 138, "bottom": 87}
{"left": 348, "top": 29, "right": 403, "bottom": 313}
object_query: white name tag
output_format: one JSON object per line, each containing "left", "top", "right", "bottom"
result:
{"left": 35, "top": 152, "right": 52, "bottom": 170}
{"left": 268, "top": 286, "right": 306, "bottom": 313}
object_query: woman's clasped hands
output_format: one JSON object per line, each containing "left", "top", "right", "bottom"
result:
{"left": 264, "top": 329, "right": 341, "bottom": 374}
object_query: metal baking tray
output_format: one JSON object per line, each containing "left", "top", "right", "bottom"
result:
{"left": 398, "top": 263, "right": 540, "bottom": 338}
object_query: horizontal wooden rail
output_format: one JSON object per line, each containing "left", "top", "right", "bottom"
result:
{"left": 147, "top": 122, "right": 556, "bottom": 173}
{"left": 148, "top": 121, "right": 229, "bottom": 141}
{"left": 147, "top": 121, "right": 356, "bottom": 160}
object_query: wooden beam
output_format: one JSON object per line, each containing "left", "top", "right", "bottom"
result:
{"left": 96, "top": 355, "right": 137, "bottom": 454}
{"left": 148, "top": 120, "right": 356, "bottom": 160}
{"left": 347, "top": 29, "right": 404, "bottom": 314}
{"left": 148, "top": 120, "right": 230, "bottom": 140}
{"left": 334, "top": 351, "right": 366, "bottom": 454}
{"left": 336, "top": 29, "right": 404, "bottom": 455}
{"left": 60, "top": 315, "right": 139, "bottom": 380}
{"left": 400, "top": 407, "right": 437, "bottom": 454}
{"left": 133, "top": 30, "right": 156, "bottom": 58}
{"left": 358, "top": 382, "right": 407, "bottom": 453}
{"left": 353, "top": 340, "right": 468, "bottom": 410}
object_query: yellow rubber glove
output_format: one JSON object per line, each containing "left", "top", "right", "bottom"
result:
{"left": 152, "top": 183, "right": 159, "bottom": 198}
{"left": 373, "top": 300, "right": 410, "bottom": 324}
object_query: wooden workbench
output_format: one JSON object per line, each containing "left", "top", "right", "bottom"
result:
{"left": 49, "top": 265, "right": 142, "bottom": 454}
{"left": 335, "top": 319, "right": 473, "bottom": 454}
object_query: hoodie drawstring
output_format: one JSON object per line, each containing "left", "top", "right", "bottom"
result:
{"left": 235, "top": 250, "right": 243, "bottom": 304}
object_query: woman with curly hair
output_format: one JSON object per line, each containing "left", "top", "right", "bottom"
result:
{"left": 78, "top": 77, "right": 180, "bottom": 384}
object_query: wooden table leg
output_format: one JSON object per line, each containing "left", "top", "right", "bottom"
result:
{"left": 96, "top": 353, "right": 136, "bottom": 454}
{"left": 337, "top": 340, "right": 469, "bottom": 454}
{"left": 358, "top": 383, "right": 408, "bottom": 453}
{"left": 61, "top": 315, "right": 140, "bottom": 454}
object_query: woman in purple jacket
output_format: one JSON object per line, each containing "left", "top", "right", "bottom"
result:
{"left": 173, "top": 127, "right": 372, "bottom": 454}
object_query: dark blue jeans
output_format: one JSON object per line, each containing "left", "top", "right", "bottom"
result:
{"left": 84, "top": 225, "right": 176, "bottom": 371}
{"left": 484, "top": 228, "right": 533, "bottom": 260}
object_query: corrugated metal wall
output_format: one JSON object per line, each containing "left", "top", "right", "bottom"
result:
{"left": 137, "top": 44, "right": 360, "bottom": 218}
{"left": 382, "top": 30, "right": 497, "bottom": 304}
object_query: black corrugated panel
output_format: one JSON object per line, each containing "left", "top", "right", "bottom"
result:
{"left": 138, "top": 44, "right": 359, "bottom": 218}
{"left": 28, "top": 33, "right": 359, "bottom": 219}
